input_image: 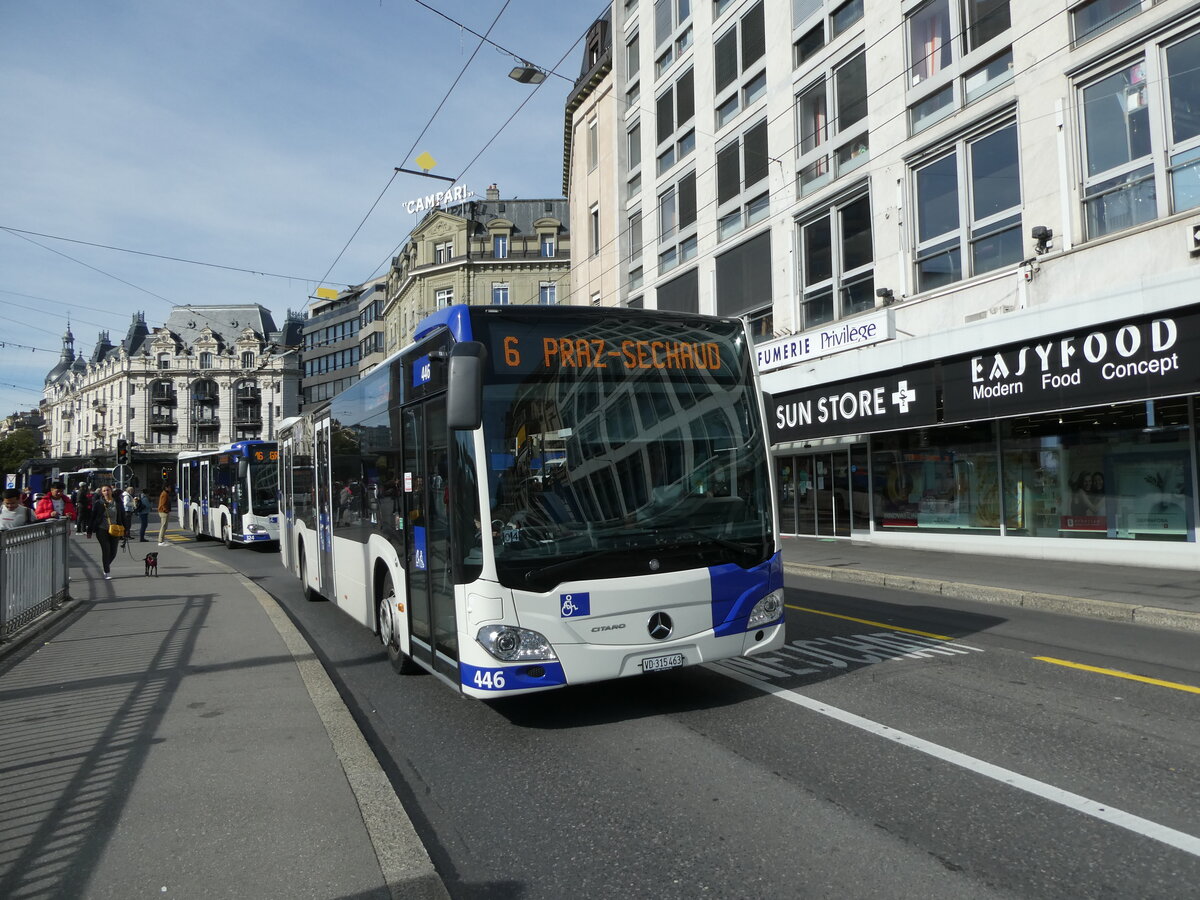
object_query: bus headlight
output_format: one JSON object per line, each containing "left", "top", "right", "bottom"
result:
{"left": 246, "top": 524, "right": 266, "bottom": 534}
{"left": 747, "top": 590, "right": 784, "bottom": 629}
{"left": 476, "top": 625, "right": 557, "bottom": 662}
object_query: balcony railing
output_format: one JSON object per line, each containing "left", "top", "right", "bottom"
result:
{"left": 191, "top": 389, "right": 219, "bottom": 403}
{"left": 235, "top": 388, "right": 260, "bottom": 402}
{"left": 151, "top": 389, "right": 177, "bottom": 405}
{"left": 234, "top": 412, "right": 262, "bottom": 426}
{"left": 150, "top": 414, "right": 177, "bottom": 429}
{"left": 190, "top": 409, "right": 221, "bottom": 425}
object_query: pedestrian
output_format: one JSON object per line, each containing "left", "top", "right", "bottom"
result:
{"left": 35, "top": 481, "right": 78, "bottom": 524}
{"left": 72, "top": 483, "right": 91, "bottom": 532}
{"left": 157, "top": 484, "right": 172, "bottom": 545}
{"left": 133, "top": 488, "right": 151, "bottom": 541}
{"left": 87, "top": 484, "right": 128, "bottom": 580}
{"left": 123, "top": 485, "right": 138, "bottom": 517}
{"left": 0, "top": 488, "right": 36, "bottom": 530}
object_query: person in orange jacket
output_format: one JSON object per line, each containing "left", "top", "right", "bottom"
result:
{"left": 34, "top": 481, "right": 77, "bottom": 523}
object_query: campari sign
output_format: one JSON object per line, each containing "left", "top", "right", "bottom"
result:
{"left": 941, "top": 304, "right": 1200, "bottom": 422}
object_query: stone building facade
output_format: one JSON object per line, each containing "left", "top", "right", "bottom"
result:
{"left": 41, "top": 306, "right": 302, "bottom": 488}
{"left": 383, "top": 185, "right": 571, "bottom": 352}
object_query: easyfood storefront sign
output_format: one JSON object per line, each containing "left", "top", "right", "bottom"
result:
{"left": 942, "top": 305, "right": 1200, "bottom": 422}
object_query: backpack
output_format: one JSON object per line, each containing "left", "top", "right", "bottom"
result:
{"left": 134, "top": 496, "right": 145, "bottom": 513}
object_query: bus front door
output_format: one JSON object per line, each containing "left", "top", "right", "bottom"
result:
{"left": 401, "top": 397, "right": 458, "bottom": 681}
{"left": 314, "top": 417, "right": 334, "bottom": 597}
{"left": 199, "top": 460, "right": 210, "bottom": 535}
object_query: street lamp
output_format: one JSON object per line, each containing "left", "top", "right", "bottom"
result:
{"left": 508, "top": 61, "right": 546, "bottom": 84}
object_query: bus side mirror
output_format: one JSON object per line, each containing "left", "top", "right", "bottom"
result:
{"left": 447, "top": 341, "right": 486, "bottom": 430}
{"left": 238, "top": 459, "right": 249, "bottom": 480}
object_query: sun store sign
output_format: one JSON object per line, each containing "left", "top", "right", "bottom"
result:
{"left": 769, "top": 367, "right": 937, "bottom": 443}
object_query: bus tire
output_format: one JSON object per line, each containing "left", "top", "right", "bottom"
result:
{"left": 299, "top": 546, "right": 322, "bottom": 602}
{"left": 193, "top": 512, "right": 207, "bottom": 540}
{"left": 222, "top": 519, "right": 238, "bottom": 550}
{"left": 379, "top": 574, "right": 420, "bottom": 675}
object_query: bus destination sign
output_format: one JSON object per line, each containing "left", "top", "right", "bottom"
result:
{"left": 496, "top": 334, "right": 725, "bottom": 375}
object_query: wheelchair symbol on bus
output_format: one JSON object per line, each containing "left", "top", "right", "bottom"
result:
{"left": 560, "top": 592, "right": 590, "bottom": 617}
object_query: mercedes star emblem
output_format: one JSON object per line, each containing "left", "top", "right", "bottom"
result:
{"left": 647, "top": 612, "right": 673, "bottom": 640}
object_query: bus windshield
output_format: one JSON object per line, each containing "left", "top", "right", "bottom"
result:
{"left": 475, "top": 314, "right": 772, "bottom": 592}
{"left": 249, "top": 459, "right": 279, "bottom": 515}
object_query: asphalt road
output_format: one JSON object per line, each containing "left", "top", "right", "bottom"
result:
{"left": 206, "top": 541, "right": 1200, "bottom": 899}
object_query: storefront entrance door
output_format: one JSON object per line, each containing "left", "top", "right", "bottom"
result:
{"left": 777, "top": 450, "right": 852, "bottom": 537}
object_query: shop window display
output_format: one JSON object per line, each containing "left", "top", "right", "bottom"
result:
{"left": 871, "top": 421, "right": 1000, "bottom": 533}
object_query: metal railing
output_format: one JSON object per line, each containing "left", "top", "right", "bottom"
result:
{"left": 0, "top": 518, "right": 72, "bottom": 642}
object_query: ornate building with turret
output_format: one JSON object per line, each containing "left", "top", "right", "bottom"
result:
{"left": 40, "top": 306, "right": 302, "bottom": 489}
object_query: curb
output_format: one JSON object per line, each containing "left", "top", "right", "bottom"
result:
{"left": 783, "top": 562, "right": 1200, "bottom": 634}
{"left": 190, "top": 551, "right": 450, "bottom": 900}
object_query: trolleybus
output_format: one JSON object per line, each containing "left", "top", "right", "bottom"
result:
{"left": 177, "top": 440, "right": 280, "bottom": 547}
{"left": 277, "top": 304, "right": 784, "bottom": 698}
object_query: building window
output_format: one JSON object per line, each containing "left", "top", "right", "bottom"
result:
{"left": 627, "top": 31, "right": 640, "bottom": 82}
{"left": 492, "top": 282, "right": 510, "bottom": 305}
{"left": 716, "top": 119, "right": 770, "bottom": 240}
{"left": 655, "top": 68, "right": 695, "bottom": 174}
{"left": 654, "top": 0, "right": 694, "bottom": 75}
{"left": 1071, "top": 0, "right": 1143, "bottom": 45}
{"left": 792, "top": 0, "right": 864, "bottom": 68}
{"left": 434, "top": 240, "right": 453, "bottom": 264}
{"left": 913, "top": 120, "right": 1021, "bottom": 291}
{"left": 157, "top": 354, "right": 170, "bottom": 370}
{"left": 799, "top": 191, "right": 874, "bottom": 329}
{"left": 658, "top": 171, "right": 697, "bottom": 272}
{"left": 588, "top": 117, "right": 599, "bottom": 172}
{"left": 199, "top": 351, "right": 213, "bottom": 369}
{"left": 590, "top": 206, "right": 601, "bottom": 257}
{"left": 713, "top": 0, "right": 766, "bottom": 129}
{"left": 592, "top": 292, "right": 602, "bottom": 306}
{"left": 539, "top": 282, "right": 557, "bottom": 305}
{"left": 493, "top": 234, "right": 509, "bottom": 259}
{"left": 628, "top": 210, "right": 644, "bottom": 264}
{"left": 796, "top": 49, "right": 869, "bottom": 196}
{"left": 905, "top": 0, "right": 1012, "bottom": 134}
{"left": 628, "top": 120, "right": 642, "bottom": 170}
{"left": 541, "top": 234, "right": 556, "bottom": 257}
{"left": 436, "top": 287, "right": 453, "bottom": 309}
{"left": 1079, "top": 33, "right": 1200, "bottom": 238}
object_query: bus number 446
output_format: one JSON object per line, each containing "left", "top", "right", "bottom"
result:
{"left": 473, "top": 670, "right": 507, "bottom": 690}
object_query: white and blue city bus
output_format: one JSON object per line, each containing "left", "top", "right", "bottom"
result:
{"left": 277, "top": 304, "right": 785, "bottom": 698}
{"left": 177, "top": 440, "right": 280, "bottom": 547}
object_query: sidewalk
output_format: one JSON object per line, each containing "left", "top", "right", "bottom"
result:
{"left": 0, "top": 520, "right": 447, "bottom": 900}
{"left": 781, "top": 536, "right": 1200, "bottom": 633}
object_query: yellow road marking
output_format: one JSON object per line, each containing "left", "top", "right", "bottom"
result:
{"left": 1034, "top": 657, "right": 1200, "bottom": 694}
{"left": 785, "top": 604, "right": 953, "bottom": 641}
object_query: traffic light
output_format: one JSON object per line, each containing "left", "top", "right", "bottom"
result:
{"left": 116, "top": 439, "right": 129, "bottom": 465}
{"left": 161, "top": 466, "right": 171, "bottom": 483}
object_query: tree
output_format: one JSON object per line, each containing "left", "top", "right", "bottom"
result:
{"left": 0, "top": 430, "right": 43, "bottom": 478}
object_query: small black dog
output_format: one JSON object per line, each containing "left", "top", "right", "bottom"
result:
{"left": 143, "top": 552, "right": 159, "bottom": 577}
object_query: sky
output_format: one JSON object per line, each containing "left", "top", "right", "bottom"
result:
{"left": 0, "top": 0, "right": 604, "bottom": 419}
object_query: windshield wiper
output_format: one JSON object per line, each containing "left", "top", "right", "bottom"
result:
{"left": 658, "top": 532, "right": 765, "bottom": 565}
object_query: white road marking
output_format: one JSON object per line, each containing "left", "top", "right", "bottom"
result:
{"left": 717, "top": 666, "right": 1200, "bottom": 859}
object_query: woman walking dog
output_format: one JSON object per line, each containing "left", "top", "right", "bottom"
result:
{"left": 86, "top": 484, "right": 129, "bottom": 580}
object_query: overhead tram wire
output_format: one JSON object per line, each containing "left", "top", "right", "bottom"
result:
{"left": 365, "top": 4, "right": 594, "bottom": 282}
{"left": 0, "top": 226, "right": 322, "bottom": 284}
{"left": 315, "top": 0, "right": 515, "bottom": 295}
{"left": 1, "top": 228, "right": 177, "bottom": 308}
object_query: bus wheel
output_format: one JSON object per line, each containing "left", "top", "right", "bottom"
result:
{"left": 193, "top": 513, "right": 207, "bottom": 540}
{"left": 299, "top": 546, "right": 322, "bottom": 602}
{"left": 222, "top": 520, "right": 238, "bottom": 550}
{"left": 380, "top": 574, "right": 420, "bottom": 674}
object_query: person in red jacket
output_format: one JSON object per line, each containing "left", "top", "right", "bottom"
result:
{"left": 35, "top": 481, "right": 77, "bottom": 523}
